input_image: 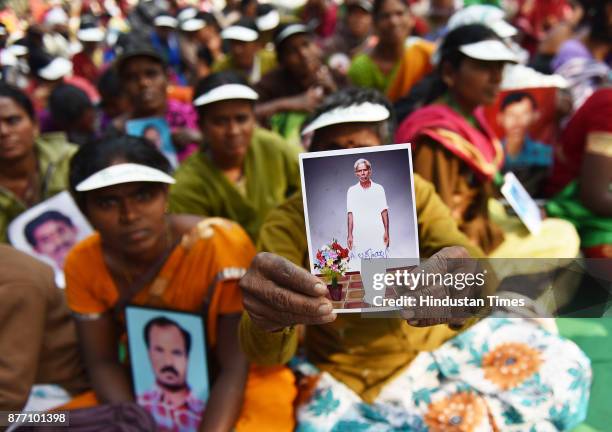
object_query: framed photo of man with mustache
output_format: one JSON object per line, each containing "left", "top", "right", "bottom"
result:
{"left": 7, "top": 191, "right": 93, "bottom": 288}
{"left": 126, "top": 305, "right": 210, "bottom": 432}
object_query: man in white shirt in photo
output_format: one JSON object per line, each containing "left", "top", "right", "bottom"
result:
{"left": 346, "top": 158, "right": 390, "bottom": 263}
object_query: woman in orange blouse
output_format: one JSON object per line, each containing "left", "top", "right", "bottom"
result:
{"left": 64, "top": 135, "right": 295, "bottom": 431}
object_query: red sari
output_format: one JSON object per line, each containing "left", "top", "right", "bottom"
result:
{"left": 546, "top": 88, "right": 612, "bottom": 196}
{"left": 396, "top": 104, "right": 504, "bottom": 181}
{"left": 396, "top": 103, "right": 505, "bottom": 254}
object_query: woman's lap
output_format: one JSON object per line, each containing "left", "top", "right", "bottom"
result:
{"left": 295, "top": 317, "right": 591, "bottom": 432}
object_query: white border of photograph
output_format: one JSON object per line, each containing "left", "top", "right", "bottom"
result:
{"left": 7, "top": 191, "right": 93, "bottom": 288}
{"left": 126, "top": 117, "right": 179, "bottom": 169}
{"left": 299, "top": 144, "right": 420, "bottom": 313}
{"left": 501, "top": 172, "right": 543, "bottom": 235}
{"left": 125, "top": 305, "right": 210, "bottom": 421}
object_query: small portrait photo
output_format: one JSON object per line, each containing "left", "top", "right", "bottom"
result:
{"left": 126, "top": 306, "right": 210, "bottom": 432}
{"left": 484, "top": 87, "right": 556, "bottom": 168}
{"left": 300, "top": 145, "right": 419, "bottom": 313}
{"left": 126, "top": 117, "right": 178, "bottom": 168}
{"left": 501, "top": 172, "right": 542, "bottom": 235}
{"left": 7, "top": 191, "right": 93, "bottom": 287}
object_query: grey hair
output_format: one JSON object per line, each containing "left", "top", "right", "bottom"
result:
{"left": 354, "top": 158, "right": 371, "bottom": 170}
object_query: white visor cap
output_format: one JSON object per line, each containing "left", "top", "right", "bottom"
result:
{"left": 221, "top": 25, "right": 259, "bottom": 42}
{"left": 77, "top": 27, "right": 106, "bottom": 42}
{"left": 447, "top": 5, "right": 518, "bottom": 39}
{"left": 180, "top": 18, "right": 206, "bottom": 32}
{"left": 75, "top": 163, "right": 176, "bottom": 192}
{"left": 257, "top": 10, "right": 280, "bottom": 31}
{"left": 275, "top": 23, "right": 309, "bottom": 46}
{"left": 1, "top": 50, "right": 17, "bottom": 67}
{"left": 8, "top": 45, "right": 29, "bottom": 56}
{"left": 45, "top": 7, "right": 69, "bottom": 26}
{"left": 302, "top": 102, "right": 390, "bottom": 135}
{"left": 193, "top": 84, "right": 259, "bottom": 107}
{"left": 490, "top": 19, "right": 518, "bottom": 39}
{"left": 177, "top": 8, "right": 198, "bottom": 22}
{"left": 38, "top": 57, "right": 73, "bottom": 81}
{"left": 458, "top": 39, "right": 519, "bottom": 63}
{"left": 154, "top": 15, "right": 178, "bottom": 28}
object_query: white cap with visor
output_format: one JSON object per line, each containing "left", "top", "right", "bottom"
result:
{"left": 301, "top": 102, "right": 390, "bottom": 135}
{"left": 458, "top": 39, "right": 519, "bottom": 63}
{"left": 221, "top": 25, "right": 259, "bottom": 42}
{"left": 75, "top": 163, "right": 176, "bottom": 192}
{"left": 447, "top": 5, "right": 517, "bottom": 39}
{"left": 38, "top": 57, "right": 73, "bottom": 81}
{"left": 193, "top": 84, "right": 259, "bottom": 107}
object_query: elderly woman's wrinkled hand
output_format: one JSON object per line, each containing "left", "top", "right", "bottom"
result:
{"left": 398, "top": 246, "right": 487, "bottom": 329}
{"left": 239, "top": 252, "right": 337, "bottom": 332}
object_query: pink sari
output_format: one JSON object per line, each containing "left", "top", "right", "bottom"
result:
{"left": 396, "top": 104, "right": 504, "bottom": 181}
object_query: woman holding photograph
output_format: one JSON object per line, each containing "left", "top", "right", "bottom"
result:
{"left": 243, "top": 87, "right": 481, "bottom": 375}
{"left": 238, "top": 87, "right": 591, "bottom": 431}
{"left": 64, "top": 135, "right": 295, "bottom": 431}
{"left": 112, "top": 41, "right": 201, "bottom": 162}
{"left": 395, "top": 24, "right": 580, "bottom": 260}
{"left": 0, "top": 83, "right": 76, "bottom": 242}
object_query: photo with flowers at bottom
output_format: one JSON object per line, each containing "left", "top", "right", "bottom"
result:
{"left": 314, "top": 239, "right": 350, "bottom": 301}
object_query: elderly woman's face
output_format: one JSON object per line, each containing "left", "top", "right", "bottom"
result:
{"left": 199, "top": 99, "right": 255, "bottom": 163}
{"left": 85, "top": 181, "right": 169, "bottom": 258}
{"left": 444, "top": 57, "right": 505, "bottom": 108}
{"left": 0, "top": 96, "right": 37, "bottom": 162}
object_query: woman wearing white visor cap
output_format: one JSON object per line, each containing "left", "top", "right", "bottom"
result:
{"left": 388, "top": 4, "right": 523, "bottom": 103}
{"left": 169, "top": 72, "right": 302, "bottom": 241}
{"left": 239, "top": 86, "right": 591, "bottom": 431}
{"left": 212, "top": 17, "right": 277, "bottom": 85}
{"left": 151, "top": 12, "right": 185, "bottom": 85}
{"left": 396, "top": 24, "right": 579, "bottom": 261}
{"left": 72, "top": 22, "right": 106, "bottom": 85}
{"left": 65, "top": 135, "right": 296, "bottom": 431}
{"left": 177, "top": 11, "right": 224, "bottom": 84}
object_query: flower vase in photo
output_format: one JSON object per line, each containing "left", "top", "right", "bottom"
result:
{"left": 314, "top": 239, "right": 350, "bottom": 303}
{"left": 329, "top": 275, "right": 342, "bottom": 301}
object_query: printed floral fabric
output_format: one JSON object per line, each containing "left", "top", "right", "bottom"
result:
{"left": 294, "top": 317, "right": 591, "bottom": 432}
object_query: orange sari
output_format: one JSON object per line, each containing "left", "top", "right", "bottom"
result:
{"left": 386, "top": 39, "right": 436, "bottom": 103}
{"left": 64, "top": 219, "right": 296, "bottom": 431}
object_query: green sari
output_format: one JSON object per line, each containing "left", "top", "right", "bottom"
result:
{"left": 0, "top": 134, "right": 76, "bottom": 242}
{"left": 348, "top": 53, "right": 400, "bottom": 93}
{"left": 545, "top": 181, "right": 612, "bottom": 248}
